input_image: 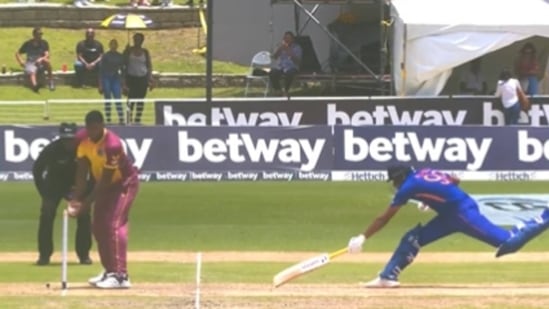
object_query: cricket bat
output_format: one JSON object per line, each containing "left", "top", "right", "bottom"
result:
{"left": 272, "top": 247, "right": 348, "bottom": 288}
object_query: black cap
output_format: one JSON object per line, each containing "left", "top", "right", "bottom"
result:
{"left": 386, "top": 165, "right": 414, "bottom": 182}
{"left": 58, "top": 122, "right": 77, "bottom": 139}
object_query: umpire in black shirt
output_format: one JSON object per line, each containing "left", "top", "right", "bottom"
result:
{"left": 33, "top": 123, "right": 92, "bottom": 265}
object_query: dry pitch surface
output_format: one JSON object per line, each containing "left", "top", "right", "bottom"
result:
{"left": 1, "top": 252, "right": 549, "bottom": 309}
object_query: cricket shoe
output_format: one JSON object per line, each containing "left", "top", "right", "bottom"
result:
{"left": 361, "top": 276, "right": 400, "bottom": 288}
{"left": 95, "top": 273, "right": 131, "bottom": 289}
{"left": 496, "top": 210, "right": 549, "bottom": 258}
{"left": 79, "top": 257, "right": 93, "bottom": 265}
{"left": 35, "top": 257, "right": 50, "bottom": 266}
{"left": 88, "top": 271, "right": 107, "bottom": 286}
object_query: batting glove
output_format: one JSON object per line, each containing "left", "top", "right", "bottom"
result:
{"left": 417, "top": 202, "right": 431, "bottom": 212}
{"left": 348, "top": 234, "right": 366, "bottom": 254}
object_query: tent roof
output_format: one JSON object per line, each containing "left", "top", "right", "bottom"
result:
{"left": 392, "top": 0, "right": 549, "bottom": 40}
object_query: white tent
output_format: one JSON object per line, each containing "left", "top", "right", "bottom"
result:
{"left": 391, "top": 0, "right": 549, "bottom": 96}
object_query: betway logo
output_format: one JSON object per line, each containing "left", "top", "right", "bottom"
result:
{"left": 3, "top": 130, "right": 151, "bottom": 169}
{"left": 262, "top": 171, "right": 294, "bottom": 181}
{"left": 12, "top": 172, "right": 33, "bottom": 180}
{"left": 484, "top": 102, "right": 549, "bottom": 126}
{"left": 189, "top": 172, "right": 223, "bottom": 181}
{"left": 297, "top": 171, "right": 330, "bottom": 181}
{"left": 163, "top": 105, "right": 303, "bottom": 126}
{"left": 0, "top": 173, "right": 9, "bottom": 181}
{"left": 330, "top": 102, "right": 549, "bottom": 126}
{"left": 227, "top": 171, "right": 259, "bottom": 181}
{"left": 178, "top": 131, "right": 325, "bottom": 171}
{"left": 327, "top": 104, "right": 467, "bottom": 125}
{"left": 518, "top": 130, "right": 549, "bottom": 162}
{"left": 155, "top": 172, "right": 188, "bottom": 181}
{"left": 343, "top": 130, "right": 491, "bottom": 170}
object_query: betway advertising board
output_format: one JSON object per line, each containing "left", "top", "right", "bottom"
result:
{"left": 0, "top": 126, "right": 333, "bottom": 182}
{"left": 331, "top": 126, "right": 549, "bottom": 181}
{"left": 155, "top": 96, "right": 549, "bottom": 126}
{"left": 2, "top": 125, "right": 549, "bottom": 181}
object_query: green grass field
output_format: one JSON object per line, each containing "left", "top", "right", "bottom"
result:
{"left": 2, "top": 181, "right": 549, "bottom": 308}
{"left": 3, "top": 181, "right": 549, "bottom": 252}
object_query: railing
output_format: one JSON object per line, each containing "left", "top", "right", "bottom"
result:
{"left": 0, "top": 100, "right": 49, "bottom": 123}
{"left": 0, "top": 98, "right": 175, "bottom": 125}
{"left": 0, "top": 71, "right": 247, "bottom": 88}
{"left": 271, "top": 0, "right": 378, "bottom": 4}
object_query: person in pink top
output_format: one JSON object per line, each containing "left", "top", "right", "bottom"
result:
{"left": 69, "top": 110, "right": 139, "bottom": 289}
{"left": 514, "top": 42, "right": 539, "bottom": 96}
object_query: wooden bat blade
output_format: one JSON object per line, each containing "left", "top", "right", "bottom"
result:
{"left": 273, "top": 247, "right": 347, "bottom": 288}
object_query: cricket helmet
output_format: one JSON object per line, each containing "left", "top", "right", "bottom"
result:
{"left": 386, "top": 165, "right": 414, "bottom": 182}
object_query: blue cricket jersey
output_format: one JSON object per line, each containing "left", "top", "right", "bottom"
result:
{"left": 390, "top": 168, "right": 471, "bottom": 214}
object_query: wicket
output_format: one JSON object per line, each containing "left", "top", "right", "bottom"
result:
{"left": 61, "top": 209, "right": 68, "bottom": 294}
{"left": 195, "top": 252, "right": 202, "bottom": 309}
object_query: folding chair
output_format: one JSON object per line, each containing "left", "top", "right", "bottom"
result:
{"left": 244, "top": 51, "right": 272, "bottom": 97}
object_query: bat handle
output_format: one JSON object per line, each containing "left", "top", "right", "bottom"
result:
{"left": 329, "top": 247, "right": 348, "bottom": 259}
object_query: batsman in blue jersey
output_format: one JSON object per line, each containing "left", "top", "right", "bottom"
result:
{"left": 347, "top": 165, "right": 549, "bottom": 288}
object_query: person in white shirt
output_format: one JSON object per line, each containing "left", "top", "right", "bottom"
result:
{"left": 494, "top": 69, "right": 522, "bottom": 125}
{"left": 459, "top": 58, "right": 487, "bottom": 95}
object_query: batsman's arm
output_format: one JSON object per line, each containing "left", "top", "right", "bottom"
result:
{"left": 362, "top": 205, "right": 401, "bottom": 239}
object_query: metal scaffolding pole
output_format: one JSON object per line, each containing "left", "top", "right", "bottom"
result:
{"left": 291, "top": 0, "right": 380, "bottom": 81}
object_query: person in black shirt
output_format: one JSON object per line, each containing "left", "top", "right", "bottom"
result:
{"left": 74, "top": 28, "right": 104, "bottom": 88}
{"left": 33, "top": 123, "right": 92, "bottom": 266}
{"left": 15, "top": 27, "right": 55, "bottom": 93}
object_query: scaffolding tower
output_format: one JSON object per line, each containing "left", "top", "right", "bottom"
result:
{"left": 271, "top": 0, "right": 392, "bottom": 94}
